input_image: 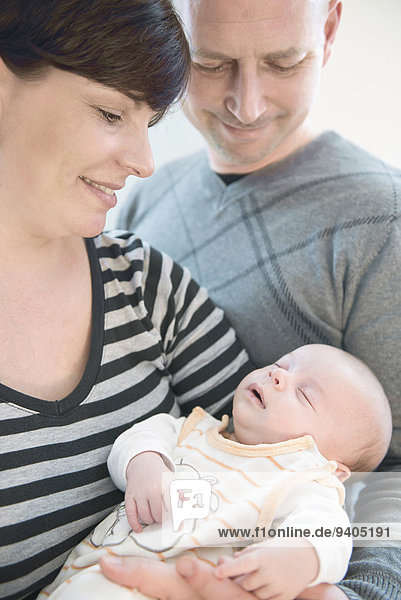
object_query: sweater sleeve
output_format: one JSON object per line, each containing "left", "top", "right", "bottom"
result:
{"left": 337, "top": 545, "right": 401, "bottom": 600}
{"left": 334, "top": 174, "right": 401, "bottom": 599}
{"left": 337, "top": 467, "right": 401, "bottom": 599}
{"left": 343, "top": 190, "right": 401, "bottom": 463}
{"left": 141, "top": 241, "right": 251, "bottom": 416}
{"left": 107, "top": 413, "right": 185, "bottom": 491}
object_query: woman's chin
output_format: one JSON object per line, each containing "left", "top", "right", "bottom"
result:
{"left": 79, "top": 214, "right": 108, "bottom": 238}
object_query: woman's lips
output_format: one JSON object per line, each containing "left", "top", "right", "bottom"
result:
{"left": 79, "top": 175, "right": 120, "bottom": 196}
{"left": 79, "top": 175, "right": 119, "bottom": 208}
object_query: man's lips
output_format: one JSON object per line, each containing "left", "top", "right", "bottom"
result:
{"left": 220, "top": 120, "right": 270, "bottom": 131}
{"left": 213, "top": 112, "right": 272, "bottom": 129}
{"left": 215, "top": 118, "right": 273, "bottom": 142}
{"left": 248, "top": 383, "right": 266, "bottom": 409}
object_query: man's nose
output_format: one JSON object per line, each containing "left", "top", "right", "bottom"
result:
{"left": 224, "top": 66, "right": 267, "bottom": 125}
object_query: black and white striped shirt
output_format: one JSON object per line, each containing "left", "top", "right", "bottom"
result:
{"left": 0, "top": 232, "right": 249, "bottom": 600}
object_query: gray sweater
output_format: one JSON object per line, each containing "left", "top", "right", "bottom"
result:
{"left": 118, "top": 130, "right": 401, "bottom": 599}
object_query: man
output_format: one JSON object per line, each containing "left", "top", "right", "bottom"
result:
{"left": 106, "top": 0, "right": 401, "bottom": 598}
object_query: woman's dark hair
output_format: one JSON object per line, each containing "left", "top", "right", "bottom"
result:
{"left": 0, "top": 0, "right": 190, "bottom": 124}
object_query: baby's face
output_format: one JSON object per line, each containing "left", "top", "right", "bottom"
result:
{"left": 232, "top": 344, "right": 365, "bottom": 461}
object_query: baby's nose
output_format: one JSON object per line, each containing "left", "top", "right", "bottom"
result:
{"left": 269, "top": 367, "right": 286, "bottom": 389}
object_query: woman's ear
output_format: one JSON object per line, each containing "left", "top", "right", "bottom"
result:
{"left": 0, "top": 57, "right": 17, "bottom": 118}
{"left": 0, "top": 57, "right": 9, "bottom": 118}
{"left": 334, "top": 461, "right": 351, "bottom": 482}
{"left": 0, "top": 56, "right": 9, "bottom": 80}
{"left": 0, "top": 56, "right": 14, "bottom": 91}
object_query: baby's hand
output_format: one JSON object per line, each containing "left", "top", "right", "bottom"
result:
{"left": 125, "top": 451, "right": 173, "bottom": 533}
{"left": 215, "top": 543, "right": 319, "bottom": 600}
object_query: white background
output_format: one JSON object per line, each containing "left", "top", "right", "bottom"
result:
{"left": 108, "top": 0, "right": 401, "bottom": 228}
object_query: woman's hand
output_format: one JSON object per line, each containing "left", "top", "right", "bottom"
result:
{"left": 100, "top": 555, "right": 256, "bottom": 600}
{"left": 100, "top": 554, "right": 348, "bottom": 600}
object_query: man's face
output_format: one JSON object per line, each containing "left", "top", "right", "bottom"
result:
{"left": 181, "top": 0, "right": 339, "bottom": 173}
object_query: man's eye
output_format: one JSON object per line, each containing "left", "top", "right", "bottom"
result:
{"left": 267, "top": 62, "right": 300, "bottom": 75}
{"left": 193, "top": 62, "right": 229, "bottom": 74}
{"left": 96, "top": 108, "right": 122, "bottom": 123}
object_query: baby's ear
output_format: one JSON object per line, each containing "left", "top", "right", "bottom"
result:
{"left": 334, "top": 462, "right": 351, "bottom": 482}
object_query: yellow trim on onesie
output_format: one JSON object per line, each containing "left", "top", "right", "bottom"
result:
{"left": 207, "top": 425, "right": 315, "bottom": 457}
{"left": 178, "top": 406, "right": 209, "bottom": 444}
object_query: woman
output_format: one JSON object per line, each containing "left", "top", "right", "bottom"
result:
{"left": 0, "top": 2, "right": 249, "bottom": 598}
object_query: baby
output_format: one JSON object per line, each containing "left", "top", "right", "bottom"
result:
{"left": 39, "top": 344, "right": 392, "bottom": 600}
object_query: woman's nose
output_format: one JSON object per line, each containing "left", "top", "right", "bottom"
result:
{"left": 116, "top": 114, "right": 155, "bottom": 178}
{"left": 121, "top": 131, "right": 154, "bottom": 179}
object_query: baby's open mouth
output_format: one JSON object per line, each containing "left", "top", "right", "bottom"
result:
{"left": 250, "top": 385, "right": 266, "bottom": 409}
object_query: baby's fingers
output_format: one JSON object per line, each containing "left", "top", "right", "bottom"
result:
{"left": 162, "top": 481, "right": 172, "bottom": 516}
{"left": 136, "top": 499, "right": 155, "bottom": 526}
{"left": 148, "top": 496, "right": 164, "bottom": 524}
{"left": 215, "top": 551, "right": 259, "bottom": 579}
{"left": 236, "top": 571, "right": 273, "bottom": 594}
{"left": 125, "top": 499, "right": 142, "bottom": 533}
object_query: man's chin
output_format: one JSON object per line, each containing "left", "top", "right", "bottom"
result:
{"left": 208, "top": 138, "right": 279, "bottom": 172}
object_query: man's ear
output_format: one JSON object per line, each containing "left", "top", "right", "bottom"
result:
{"left": 322, "top": 1, "right": 342, "bottom": 67}
{"left": 334, "top": 461, "right": 350, "bottom": 482}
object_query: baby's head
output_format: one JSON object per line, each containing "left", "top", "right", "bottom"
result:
{"left": 232, "top": 344, "right": 392, "bottom": 478}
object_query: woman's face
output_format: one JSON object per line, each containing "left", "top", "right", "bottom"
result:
{"left": 0, "top": 64, "right": 155, "bottom": 239}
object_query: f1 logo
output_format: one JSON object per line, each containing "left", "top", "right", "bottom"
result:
{"left": 170, "top": 479, "right": 212, "bottom": 531}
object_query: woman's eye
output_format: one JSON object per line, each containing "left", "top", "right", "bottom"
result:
{"left": 96, "top": 108, "right": 122, "bottom": 123}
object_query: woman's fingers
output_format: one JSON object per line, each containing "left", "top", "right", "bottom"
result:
{"left": 99, "top": 555, "right": 197, "bottom": 600}
{"left": 100, "top": 553, "right": 259, "bottom": 600}
{"left": 176, "top": 556, "right": 256, "bottom": 600}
